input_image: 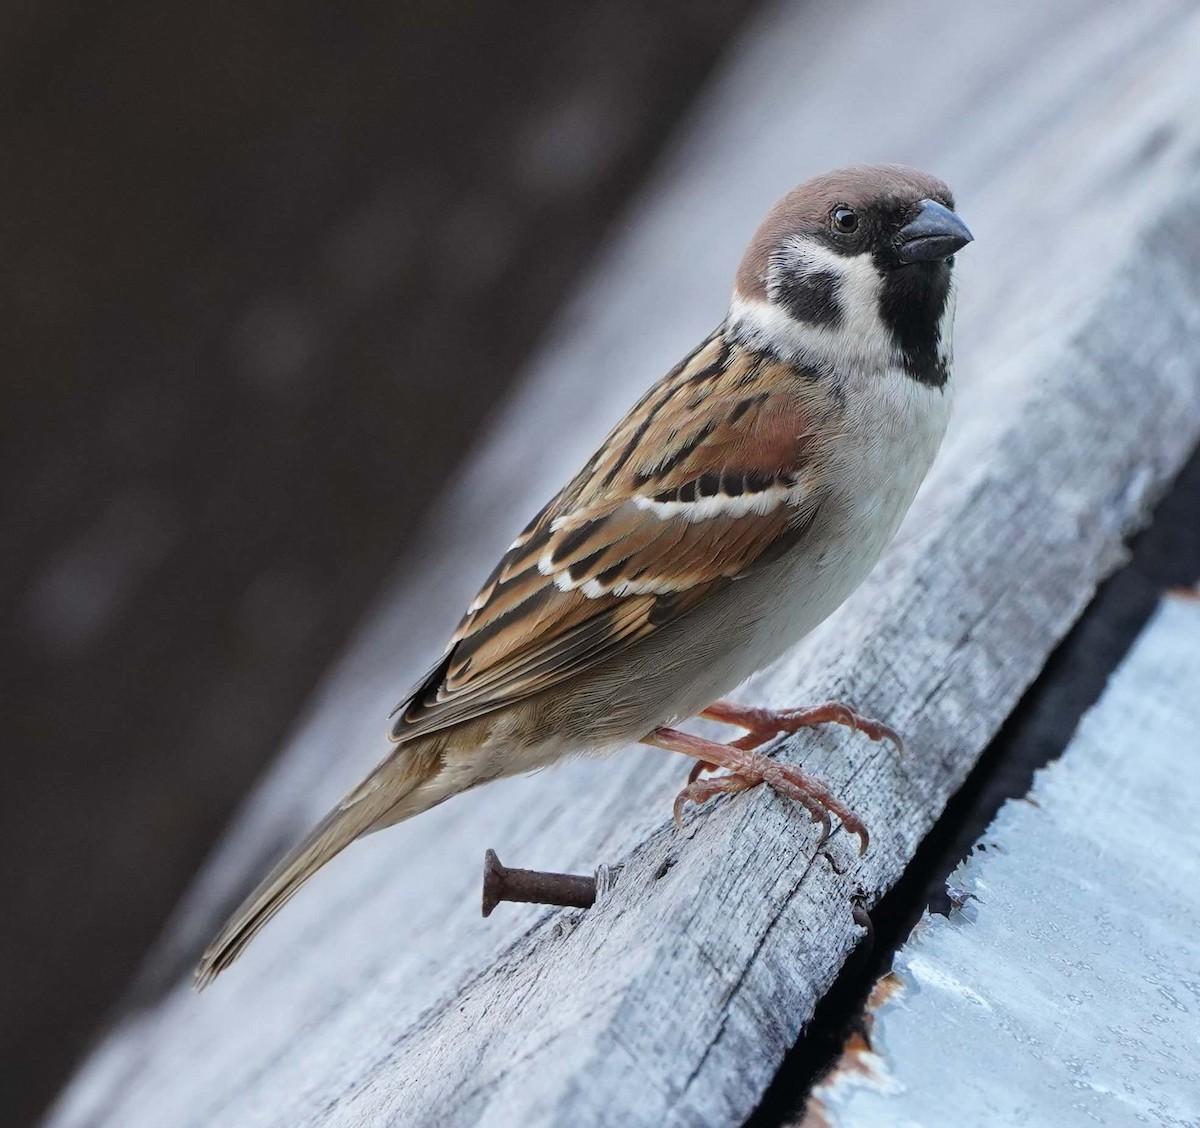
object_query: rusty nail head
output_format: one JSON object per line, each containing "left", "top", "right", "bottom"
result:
{"left": 482, "top": 848, "right": 597, "bottom": 917}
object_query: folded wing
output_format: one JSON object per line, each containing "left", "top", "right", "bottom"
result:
{"left": 391, "top": 331, "right": 831, "bottom": 741}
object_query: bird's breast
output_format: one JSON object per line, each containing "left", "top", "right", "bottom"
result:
{"left": 748, "top": 367, "right": 953, "bottom": 666}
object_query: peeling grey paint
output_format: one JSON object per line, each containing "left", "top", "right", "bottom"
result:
{"left": 809, "top": 593, "right": 1200, "bottom": 1128}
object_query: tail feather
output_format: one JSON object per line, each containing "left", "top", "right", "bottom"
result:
{"left": 194, "top": 745, "right": 442, "bottom": 990}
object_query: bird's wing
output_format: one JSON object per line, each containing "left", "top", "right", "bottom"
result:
{"left": 390, "top": 329, "right": 833, "bottom": 741}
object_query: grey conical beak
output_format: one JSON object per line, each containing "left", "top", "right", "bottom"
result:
{"left": 895, "top": 199, "right": 973, "bottom": 264}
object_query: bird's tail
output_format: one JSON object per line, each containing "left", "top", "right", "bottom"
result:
{"left": 194, "top": 741, "right": 444, "bottom": 990}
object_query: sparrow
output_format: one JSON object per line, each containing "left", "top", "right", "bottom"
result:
{"left": 196, "top": 164, "right": 972, "bottom": 987}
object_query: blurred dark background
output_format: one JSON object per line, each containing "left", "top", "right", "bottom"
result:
{"left": 0, "top": 4, "right": 761, "bottom": 1122}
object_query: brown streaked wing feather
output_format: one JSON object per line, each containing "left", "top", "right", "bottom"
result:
{"left": 397, "top": 583, "right": 721, "bottom": 737}
{"left": 390, "top": 330, "right": 831, "bottom": 742}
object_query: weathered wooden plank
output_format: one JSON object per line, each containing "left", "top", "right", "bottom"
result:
{"left": 803, "top": 590, "right": 1200, "bottom": 1127}
{"left": 48, "top": 2, "right": 1200, "bottom": 1126}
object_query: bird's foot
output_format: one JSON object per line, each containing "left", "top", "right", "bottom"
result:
{"left": 700, "top": 698, "right": 903, "bottom": 758}
{"left": 643, "top": 726, "right": 869, "bottom": 854}
{"left": 682, "top": 699, "right": 902, "bottom": 785}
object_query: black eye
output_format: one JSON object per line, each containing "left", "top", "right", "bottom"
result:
{"left": 831, "top": 206, "right": 858, "bottom": 234}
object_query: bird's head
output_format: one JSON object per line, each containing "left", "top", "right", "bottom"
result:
{"left": 730, "top": 164, "right": 972, "bottom": 388}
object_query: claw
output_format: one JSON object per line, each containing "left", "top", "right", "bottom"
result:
{"left": 649, "top": 702, "right": 879, "bottom": 853}
{"left": 672, "top": 791, "right": 687, "bottom": 830}
{"left": 659, "top": 733, "right": 863, "bottom": 850}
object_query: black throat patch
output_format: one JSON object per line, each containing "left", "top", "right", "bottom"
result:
{"left": 878, "top": 258, "right": 953, "bottom": 388}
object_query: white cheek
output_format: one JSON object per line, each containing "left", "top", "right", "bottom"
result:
{"left": 835, "top": 254, "right": 894, "bottom": 359}
{"left": 731, "top": 238, "right": 898, "bottom": 376}
{"left": 728, "top": 290, "right": 895, "bottom": 378}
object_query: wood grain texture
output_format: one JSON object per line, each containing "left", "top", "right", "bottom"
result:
{"left": 48, "top": 1, "right": 1200, "bottom": 1126}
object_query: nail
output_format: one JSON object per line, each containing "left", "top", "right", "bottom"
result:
{"left": 481, "top": 848, "right": 597, "bottom": 917}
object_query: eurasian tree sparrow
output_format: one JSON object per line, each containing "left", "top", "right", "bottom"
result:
{"left": 196, "top": 164, "right": 972, "bottom": 987}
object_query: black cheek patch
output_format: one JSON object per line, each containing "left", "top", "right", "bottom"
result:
{"left": 777, "top": 268, "right": 841, "bottom": 326}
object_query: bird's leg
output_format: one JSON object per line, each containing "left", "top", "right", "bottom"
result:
{"left": 700, "top": 698, "right": 904, "bottom": 755}
{"left": 642, "top": 726, "right": 868, "bottom": 854}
